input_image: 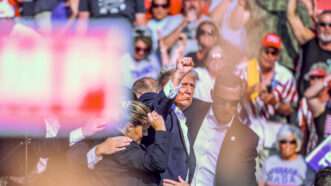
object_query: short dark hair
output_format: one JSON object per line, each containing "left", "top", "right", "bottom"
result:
{"left": 315, "top": 167, "right": 331, "bottom": 186}
{"left": 132, "top": 77, "right": 159, "bottom": 99}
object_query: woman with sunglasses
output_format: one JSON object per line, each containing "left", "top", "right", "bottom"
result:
{"left": 123, "top": 28, "right": 161, "bottom": 87}
{"left": 259, "top": 125, "right": 310, "bottom": 186}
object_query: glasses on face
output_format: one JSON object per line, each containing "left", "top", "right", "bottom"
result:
{"left": 135, "top": 46, "right": 149, "bottom": 53}
{"left": 198, "top": 29, "right": 216, "bottom": 37}
{"left": 310, "top": 75, "right": 325, "bottom": 80}
{"left": 263, "top": 48, "right": 280, "bottom": 56}
{"left": 279, "top": 140, "right": 297, "bottom": 145}
{"left": 318, "top": 22, "right": 331, "bottom": 28}
{"left": 152, "top": 3, "right": 169, "bottom": 9}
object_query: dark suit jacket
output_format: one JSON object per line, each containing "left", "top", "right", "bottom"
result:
{"left": 139, "top": 91, "right": 195, "bottom": 183}
{"left": 185, "top": 98, "right": 259, "bottom": 186}
{"left": 67, "top": 131, "right": 171, "bottom": 186}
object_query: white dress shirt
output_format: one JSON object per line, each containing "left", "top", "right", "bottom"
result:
{"left": 191, "top": 109, "right": 233, "bottom": 186}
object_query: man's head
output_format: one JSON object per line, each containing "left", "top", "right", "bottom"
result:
{"left": 316, "top": 10, "right": 331, "bottom": 44}
{"left": 196, "top": 20, "right": 220, "bottom": 50}
{"left": 174, "top": 71, "right": 198, "bottom": 111}
{"left": 305, "top": 63, "right": 328, "bottom": 86}
{"left": 211, "top": 72, "right": 244, "bottom": 124}
{"left": 132, "top": 77, "right": 159, "bottom": 100}
{"left": 151, "top": 0, "right": 170, "bottom": 20}
{"left": 183, "top": 0, "right": 203, "bottom": 17}
{"left": 258, "top": 33, "right": 282, "bottom": 72}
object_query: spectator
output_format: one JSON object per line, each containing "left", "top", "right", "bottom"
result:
{"left": 186, "top": 20, "right": 220, "bottom": 68}
{"left": 298, "top": 63, "right": 329, "bottom": 154}
{"left": 287, "top": 0, "right": 331, "bottom": 94}
{"left": 245, "top": 33, "right": 298, "bottom": 123}
{"left": 160, "top": 0, "right": 209, "bottom": 55}
{"left": 194, "top": 44, "right": 223, "bottom": 102}
{"left": 210, "top": 0, "right": 249, "bottom": 50}
{"left": 147, "top": 0, "right": 172, "bottom": 51}
{"left": 259, "top": 125, "right": 310, "bottom": 186}
{"left": 122, "top": 27, "right": 161, "bottom": 87}
{"left": 77, "top": 0, "right": 146, "bottom": 53}
{"left": 315, "top": 167, "right": 331, "bottom": 186}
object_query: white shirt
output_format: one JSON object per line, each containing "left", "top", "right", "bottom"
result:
{"left": 122, "top": 53, "right": 161, "bottom": 88}
{"left": 193, "top": 67, "right": 215, "bottom": 102}
{"left": 191, "top": 109, "right": 233, "bottom": 186}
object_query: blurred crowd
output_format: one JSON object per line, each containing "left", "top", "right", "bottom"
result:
{"left": 0, "top": 0, "right": 331, "bottom": 186}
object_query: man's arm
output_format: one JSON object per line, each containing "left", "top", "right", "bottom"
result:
{"left": 160, "top": 18, "right": 189, "bottom": 50}
{"left": 76, "top": 0, "right": 90, "bottom": 34}
{"left": 287, "top": 0, "right": 315, "bottom": 45}
{"left": 210, "top": 0, "right": 232, "bottom": 26}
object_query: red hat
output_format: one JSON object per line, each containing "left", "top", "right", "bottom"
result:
{"left": 309, "top": 68, "right": 327, "bottom": 77}
{"left": 261, "top": 33, "right": 282, "bottom": 49}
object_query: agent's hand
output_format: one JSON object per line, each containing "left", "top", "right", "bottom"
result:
{"left": 163, "top": 176, "right": 189, "bottom": 186}
{"left": 148, "top": 111, "right": 166, "bottom": 131}
{"left": 82, "top": 118, "right": 107, "bottom": 137}
{"left": 96, "top": 136, "right": 132, "bottom": 156}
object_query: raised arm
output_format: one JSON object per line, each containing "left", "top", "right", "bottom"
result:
{"left": 287, "top": 0, "right": 315, "bottom": 45}
{"left": 160, "top": 19, "right": 189, "bottom": 50}
{"left": 210, "top": 0, "right": 232, "bottom": 26}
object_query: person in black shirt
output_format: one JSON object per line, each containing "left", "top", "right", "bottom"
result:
{"left": 287, "top": 0, "right": 331, "bottom": 95}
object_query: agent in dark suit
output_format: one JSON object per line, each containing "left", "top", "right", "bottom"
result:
{"left": 69, "top": 101, "right": 170, "bottom": 186}
{"left": 164, "top": 72, "right": 258, "bottom": 186}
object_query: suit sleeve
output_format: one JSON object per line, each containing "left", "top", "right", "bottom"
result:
{"left": 111, "top": 131, "right": 171, "bottom": 173}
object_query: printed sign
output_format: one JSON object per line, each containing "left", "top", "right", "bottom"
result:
{"left": 306, "top": 136, "right": 331, "bottom": 172}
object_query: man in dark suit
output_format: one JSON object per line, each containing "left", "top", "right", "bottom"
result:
{"left": 139, "top": 57, "right": 197, "bottom": 183}
{"left": 164, "top": 71, "right": 258, "bottom": 186}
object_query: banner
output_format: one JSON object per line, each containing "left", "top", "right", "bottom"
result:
{"left": 306, "top": 136, "right": 331, "bottom": 172}
{"left": 0, "top": 31, "right": 127, "bottom": 136}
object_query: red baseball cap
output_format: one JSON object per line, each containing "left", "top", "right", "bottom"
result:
{"left": 261, "top": 33, "right": 282, "bottom": 49}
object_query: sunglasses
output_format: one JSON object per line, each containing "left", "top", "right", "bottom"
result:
{"left": 318, "top": 22, "right": 331, "bottom": 28}
{"left": 310, "top": 75, "right": 325, "bottom": 80}
{"left": 279, "top": 140, "right": 297, "bottom": 145}
{"left": 198, "top": 29, "right": 216, "bottom": 37}
{"left": 263, "top": 48, "right": 280, "bottom": 56}
{"left": 152, "top": 3, "right": 169, "bottom": 9}
{"left": 135, "top": 46, "right": 149, "bottom": 53}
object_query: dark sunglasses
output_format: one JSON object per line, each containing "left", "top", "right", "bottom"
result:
{"left": 135, "top": 46, "right": 149, "bottom": 53}
{"left": 152, "top": 3, "right": 169, "bottom": 9}
{"left": 318, "top": 22, "right": 331, "bottom": 28}
{"left": 263, "top": 48, "right": 280, "bottom": 56}
{"left": 279, "top": 140, "right": 297, "bottom": 145}
{"left": 198, "top": 29, "right": 216, "bottom": 37}
{"left": 310, "top": 75, "right": 325, "bottom": 80}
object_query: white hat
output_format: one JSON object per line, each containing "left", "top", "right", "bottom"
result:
{"left": 0, "top": 0, "right": 15, "bottom": 18}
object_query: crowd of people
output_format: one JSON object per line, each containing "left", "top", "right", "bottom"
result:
{"left": 1, "top": 0, "right": 331, "bottom": 186}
